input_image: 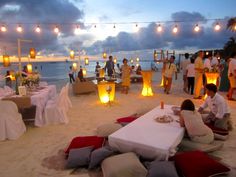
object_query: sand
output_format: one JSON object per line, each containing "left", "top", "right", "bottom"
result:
{"left": 0, "top": 71, "right": 236, "bottom": 177}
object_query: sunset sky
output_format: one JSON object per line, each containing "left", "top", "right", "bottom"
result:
{"left": 0, "top": 0, "right": 235, "bottom": 55}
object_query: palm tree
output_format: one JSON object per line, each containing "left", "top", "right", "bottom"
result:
{"left": 227, "top": 17, "right": 236, "bottom": 32}
{"left": 223, "top": 37, "right": 236, "bottom": 58}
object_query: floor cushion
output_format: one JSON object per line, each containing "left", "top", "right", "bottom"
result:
{"left": 179, "top": 138, "right": 224, "bottom": 153}
{"left": 101, "top": 152, "right": 147, "bottom": 177}
{"left": 96, "top": 123, "right": 122, "bottom": 137}
{"left": 206, "top": 124, "right": 229, "bottom": 135}
{"left": 66, "top": 146, "right": 93, "bottom": 169}
{"left": 116, "top": 116, "right": 137, "bottom": 126}
{"left": 88, "top": 146, "right": 115, "bottom": 169}
{"left": 65, "top": 136, "right": 105, "bottom": 154}
{"left": 146, "top": 160, "right": 179, "bottom": 177}
{"left": 174, "top": 150, "right": 230, "bottom": 177}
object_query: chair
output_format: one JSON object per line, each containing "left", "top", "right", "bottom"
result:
{"left": 0, "top": 100, "right": 26, "bottom": 141}
{"left": 65, "top": 83, "right": 72, "bottom": 110}
{"left": 44, "top": 87, "right": 69, "bottom": 125}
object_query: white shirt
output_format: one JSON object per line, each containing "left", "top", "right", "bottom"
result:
{"left": 180, "top": 59, "right": 190, "bottom": 75}
{"left": 200, "top": 93, "right": 230, "bottom": 119}
{"left": 164, "top": 62, "right": 177, "bottom": 78}
{"left": 204, "top": 58, "right": 212, "bottom": 70}
{"left": 186, "top": 63, "right": 195, "bottom": 77}
{"left": 228, "top": 58, "right": 236, "bottom": 77}
{"left": 211, "top": 57, "right": 219, "bottom": 67}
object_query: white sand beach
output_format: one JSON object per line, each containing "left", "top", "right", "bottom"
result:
{"left": 0, "top": 71, "right": 236, "bottom": 177}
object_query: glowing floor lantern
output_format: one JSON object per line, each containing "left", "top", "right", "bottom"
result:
{"left": 82, "top": 68, "right": 87, "bottom": 76}
{"left": 72, "top": 62, "right": 77, "bottom": 70}
{"left": 97, "top": 81, "right": 115, "bottom": 104}
{"left": 3, "top": 55, "right": 10, "bottom": 67}
{"left": 204, "top": 72, "right": 219, "bottom": 99}
{"left": 205, "top": 72, "right": 219, "bottom": 85}
{"left": 99, "top": 68, "right": 105, "bottom": 77}
{"left": 141, "top": 70, "right": 153, "bottom": 96}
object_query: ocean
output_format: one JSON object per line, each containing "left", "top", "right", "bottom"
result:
{"left": 0, "top": 60, "right": 164, "bottom": 87}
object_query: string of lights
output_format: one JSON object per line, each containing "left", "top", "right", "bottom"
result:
{"left": 0, "top": 18, "right": 235, "bottom": 34}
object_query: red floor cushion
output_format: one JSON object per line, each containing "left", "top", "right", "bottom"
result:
{"left": 116, "top": 116, "right": 137, "bottom": 124}
{"left": 65, "top": 136, "right": 105, "bottom": 154}
{"left": 174, "top": 151, "right": 230, "bottom": 177}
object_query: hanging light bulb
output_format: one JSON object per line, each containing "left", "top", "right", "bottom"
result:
{"left": 54, "top": 26, "right": 59, "bottom": 33}
{"left": 234, "top": 24, "right": 236, "bottom": 31}
{"left": 35, "top": 25, "right": 41, "bottom": 33}
{"left": 1, "top": 25, "right": 7, "bottom": 32}
{"left": 29, "top": 48, "right": 36, "bottom": 59}
{"left": 157, "top": 24, "right": 163, "bottom": 32}
{"left": 214, "top": 23, "right": 221, "bottom": 31}
{"left": 172, "top": 25, "right": 178, "bottom": 33}
{"left": 136, "top": 57, "right": 140, "bottom": 62}
{"left": 194, "top": 24, "right": 200, "bottom": 32}
{"left": 16, "top": 25, "right": 23, "bottom": 33}
{"left": 74, "top": 25, "right": 80, "bottom": 35}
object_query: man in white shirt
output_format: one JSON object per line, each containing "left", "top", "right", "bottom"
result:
{"left": 198, "top": 83, "right": 231, "bottom": 130}
{"left": 163, "top": 55, "right": 177, "bottom": 94}
{"left": 180, "top": 53, "right": 190, "bottom": 93}
{"left": 227, "top": 52, "right": 236, "bottom": 100}
{"left": 211, "top": 52, "right": 220, "bottom": 69}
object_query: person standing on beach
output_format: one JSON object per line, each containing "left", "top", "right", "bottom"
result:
{"left": 104, "top": 56, "right": 115, "bottom": 77}
{"left": 180, "top": 53, "right": 190, "bottom": 93}
{"left": 186, "top": 57, "right": 195, "bottom": 95}
{"left": 121, "top": 58, "right": 131, "bottom": 94}
{"left": 68, "top": 66, "right": 75, "bottom": 83}
{"left": 194, "top": 51, "right": 204, "bottom": 99}
{"left": 95, "top": 62, "right": 101, "bottom": 78}
{"left": 227, "top": 52, "right": 236, "bottom": 100}
{"left": 163, "top": 55, "right": 177, "bottom": 94}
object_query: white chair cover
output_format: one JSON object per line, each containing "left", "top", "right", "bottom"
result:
{"left": 39, "top": 81, "right": 48, "bottom": 87}
{"left": 65, "top": 83, "right": 72, "bottom": 110}
{"left": 0, "top": 100, "right": 26, "bottom": 141}
{"left": 44, "top": 87, "right": 69, "bottom": 125}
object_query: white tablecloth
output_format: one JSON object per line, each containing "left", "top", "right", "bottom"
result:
{"left": 31, "top": 85, "right": 57, "bottom": 127}
{"left": 108, "top": 105, "right": 184, "bottom": 160}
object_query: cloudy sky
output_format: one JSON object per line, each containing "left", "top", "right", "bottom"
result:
{"left": 0, "top": 0, "right": 235, "bottom": 56}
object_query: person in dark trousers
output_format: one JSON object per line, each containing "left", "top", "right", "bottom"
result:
{"left": 104, "top": 55, "right": 115, "bottom": 77}
{"left": 68, "top": 66, "right": 75, "bottom": 83}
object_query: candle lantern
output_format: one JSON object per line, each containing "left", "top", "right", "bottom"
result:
{"left": 82, "top": 68, "right": 87, "bottom": 76}
{"left": 29, "top": 48, "right": 36, "bottom": 59}
{"left": 103, "top": 52, "right": 107, "bottom": 59}
{"left": 97, "top": 81, "right": 115, "bottom": 104}
{"left": 27, "top": 63, "right": 33, "bottom": 74}
{"left": 141, "top": 70, "right": 153, "bottom": 96}
{"left": 113, "top": 56, "right": 117, "bottom": 64}
{"left": 70, "top": 50, "right": 75, "bottom": 59}
{"left": 99, "top": 68, "right": 105, "bottom": 77}
{"left": 3, "top": 55, "right": 10, "bottom": 67}
{"left": 85, "top": 57, "right": 89, "bottom": 65}
{"left": 72, "top": 62, "right": 77, "bottom": 71}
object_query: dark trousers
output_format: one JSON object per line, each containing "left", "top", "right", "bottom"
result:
{"left": 69, "top": 74, "right": 75, "bottom": 83}
{"left": 187, "top": 77, "right": 195, "bottom": 95}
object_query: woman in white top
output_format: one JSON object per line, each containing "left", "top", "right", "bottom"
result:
{"left": 179, "top": 99, "right": 214, "bottom": 144}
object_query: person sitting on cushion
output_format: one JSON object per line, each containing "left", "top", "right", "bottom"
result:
{"left": 180, "top": 99, "right": 214, "bottom": 144}
{"left": 198, "top": 83, "right": 232, "bottom": 130}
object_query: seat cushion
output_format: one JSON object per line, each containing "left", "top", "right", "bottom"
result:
{"left": 96, "top": 123, "right": 122, "bottom": 137}
{"left": 101, "top": 152, "right": 147, "bottom": 177}
{"left": 179, "top": 138, "right": 224, "bottom": 153}
{"left": 146, "top": 161, "right": 179, "bottom": 177}
{"left": 88, "top": 146, "right": 115, "bottom": 169}
{"left": 66, "top": 146, "right": 93, "bottom": 169}
{"left": 206, "top": 124, "right": 229, "bottom": 135}
{"left": 174, "top": 151, "right": 230, "bottom": 177}
{"left": 65, "top": 136, "right": 105, "bottom": 154}
{"left": 116, "top": 116, "right": 137, "bottom": 124}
